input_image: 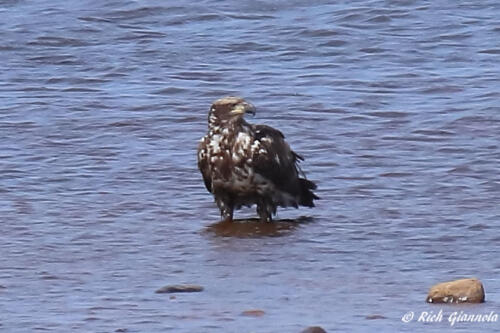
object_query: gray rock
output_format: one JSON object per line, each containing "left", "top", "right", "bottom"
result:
{"left": 366, "top": 314, "right": 386, "bottom": 320}
{"left": 301, "top": 326, "right": 327, "bottom": 333}
{"left": 155, "top": 284, "right": 203, "bottom": 294}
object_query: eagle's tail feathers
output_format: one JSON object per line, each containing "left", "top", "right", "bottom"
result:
{"left": 298, "top": 178, "right": 319, "bottom": 207}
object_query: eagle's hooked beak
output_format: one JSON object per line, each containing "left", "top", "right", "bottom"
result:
{"left": 231, "top": 101, "right": 256, "bottom": 116}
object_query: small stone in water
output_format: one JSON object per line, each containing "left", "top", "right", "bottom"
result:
{"left": 301, "top": 326, "right": 327, "bottom": 333}
{"left": 241, "top": 309, "right": 265, "bottom": 317}
{"left": 155, "top": 284, "right": 204, "bottom": 294}
{"left": 366, "top": 314, "right": 386, "bottom": 320}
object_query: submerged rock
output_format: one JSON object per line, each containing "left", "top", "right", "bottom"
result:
{"left": 426, "top": 278, "right": 485, "bottom": 303}
{"left": 204, "top": 218, "right": 303, "bottom": 238}
{"left": 241, "top": 309, "right": 265, "bottom": 317}
{"left": 365, "top": 314, "right": 386, "bottom": 320}
{"left": 155, "top": 284, "right": 204, "bottom": 294}
{"left": 301, "top": 326, "right": 327, "bottom": 333}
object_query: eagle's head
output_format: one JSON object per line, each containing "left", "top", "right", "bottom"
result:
{"left": 208, "top": 96, "right": 256, "bottom": 127}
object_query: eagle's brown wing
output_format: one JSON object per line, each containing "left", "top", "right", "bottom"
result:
{"left": 197, "top": 138, "right": 212, "bottom": 193}
{"left": 252, "top": 125, "right": 301, "bottom": 193}
{"left": 252, "top": 124, "right": 318, "bottom": 207}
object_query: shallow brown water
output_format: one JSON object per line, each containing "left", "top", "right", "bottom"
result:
{"left": 1, "top": 1, "right": 500, "bottom": 332}
{"left": 203, "top": 218, "right": 313, "bottom": 238}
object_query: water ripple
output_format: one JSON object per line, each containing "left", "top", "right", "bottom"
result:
{"left": 1, "top": 0, "right": 500, "bottom": 332}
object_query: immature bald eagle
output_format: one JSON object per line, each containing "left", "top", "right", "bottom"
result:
{"left": 197, "top": 96, "right": 318, "bottom": 222}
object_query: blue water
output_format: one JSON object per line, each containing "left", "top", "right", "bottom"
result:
{"left": 1, "top": 1, "right": 499, "bottom": 332}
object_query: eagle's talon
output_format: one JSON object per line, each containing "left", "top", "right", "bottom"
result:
{"left": 221, "top": 217, "right": 233, "bottom": 223}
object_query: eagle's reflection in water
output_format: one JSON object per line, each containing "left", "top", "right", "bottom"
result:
{"left": 203, "top": 216, "right": 314, "bottom": 238}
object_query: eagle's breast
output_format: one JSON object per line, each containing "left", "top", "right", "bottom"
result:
{"left": 202, "top": 124, "right": 274, "bottom": 196}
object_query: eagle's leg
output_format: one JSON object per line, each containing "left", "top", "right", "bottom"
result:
{"left": 256, "top": 201, "right": 273, "bottom": 223}
{"left": 216, "top": 198, "right": 234, "bottom": 222}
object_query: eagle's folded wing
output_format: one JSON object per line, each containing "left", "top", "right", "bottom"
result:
{"left": 251, "top": 125, "right": 301, "bottom": 195}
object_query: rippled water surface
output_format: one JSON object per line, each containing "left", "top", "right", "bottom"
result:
{"left": 1, "top": 1, "right": 500, "bottom": 332}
